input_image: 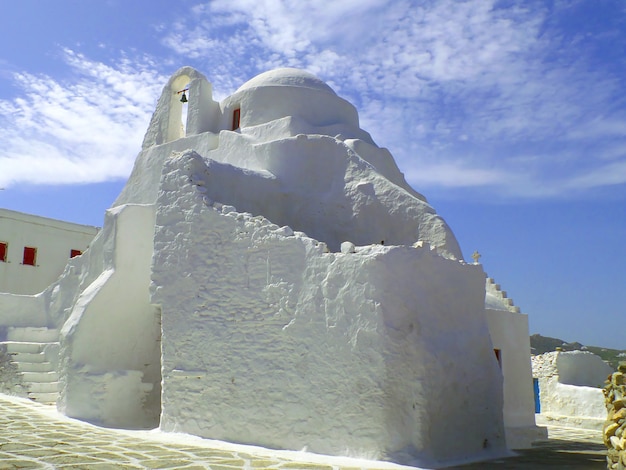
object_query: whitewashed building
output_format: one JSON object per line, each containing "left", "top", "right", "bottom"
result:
{"left": 0, "top": 209, "right": 98, "bottom": 295}
{"left": 0, "top": 67, "right": 544, "bottom": 467}
{"left": 484, "top": 277, "right": 545, "bottom": 448}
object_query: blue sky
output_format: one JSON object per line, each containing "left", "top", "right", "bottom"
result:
{"left": 1, "top": 0, "right": 624, "bottom": 349}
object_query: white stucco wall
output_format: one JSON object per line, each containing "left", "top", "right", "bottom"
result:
{"left": 0, "top": 209, "right": 98, "bottom": 295}
{"left": 0, "top": 293, "right": 46, "bottom": 329}
{"left": 151, "top": 152, "right": 506, "bottom": 467}
{"left": 546, "top": 382, "right": 607, "bottom": 419}
{"left": 120, "top": 67, "right": 459, "bottom": 258}
{"left": 556, "top": 350, "right": 613, "bottom": 387}
{"left": 485, "top": 308, "right": 541, "bottom": 447}
{"left": 58, "top": 204, "right": 161, "bottom": 429}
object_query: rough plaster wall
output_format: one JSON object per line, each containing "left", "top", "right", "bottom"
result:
{"left": 532, "top": 351, "right": 559, "bottom": 380}
{"left": 533, "top": 351, "right": 608, "bottom": 427}
{"left": 183, "top": 133, "right": 462, "bottom": 258}
{"left": 58, "top": 204, "right": 161, "bottom": 429}
{"left": 120, "top": 65, "right": 458, "bottom": 257}
{"left": 549, "top": 382, "right": 607, "bottom": 419}
{"left": 151, "top": 152, "right": 505, "bottom": 466}
{"left": 113, "top": 132, "right": 220, "bottom": 207}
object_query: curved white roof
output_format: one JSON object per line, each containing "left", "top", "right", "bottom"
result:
{"left": 236, "top": 68, "right": 336, "bottom": 95}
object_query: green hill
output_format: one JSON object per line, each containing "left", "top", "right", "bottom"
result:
{"left": 530, "top": 333, "right": 626, "bottom": 370}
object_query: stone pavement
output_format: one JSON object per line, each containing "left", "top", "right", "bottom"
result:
{"left": 0, "top": 394, "right": 607, "bottom": 470}
{"left": 0, "top": 394, "right": 413, "bottom": 470}
{"left": 445, "top": 426, "right": 606, "bottom": 469}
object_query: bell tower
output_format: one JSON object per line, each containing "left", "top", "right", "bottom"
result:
{"left": 141, "top": 67, "right": 220, "bottom": 149}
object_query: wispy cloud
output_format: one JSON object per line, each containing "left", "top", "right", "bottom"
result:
{"left": 0, "top": 49, "right": 166, "bottom": 187}
{"left": 2, "top": 1, "right": 624, "bottom": 200}
{"left": 161, "top": 0, "right": 626, "bottom": 199}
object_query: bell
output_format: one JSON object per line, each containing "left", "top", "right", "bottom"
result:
{"left": 180, "top": 91, "right": 188, "bottom": 103}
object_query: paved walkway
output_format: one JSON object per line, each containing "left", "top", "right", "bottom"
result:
{"left": 447, "top": 427, "right": 606, "bottom": 469}
{"left": 0, "top": 394, "right": 607, "bottom": 469}
{"left": 0, "top": 395, "right": 414, "bottom": 470}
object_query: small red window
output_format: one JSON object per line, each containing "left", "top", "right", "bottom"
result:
{"left": 70, "top": 249, "right": 82, "bottom": 258}
{"left": 232, "top": 108, "right": 241, "bottom": 130}
{"left": 23, "top": 246, "right": 37, "bottom": 266}
{"left": 0, "top": 242, "right": 7, "bottom": 262}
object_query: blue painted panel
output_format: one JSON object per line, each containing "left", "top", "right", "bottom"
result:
{"left": 533, "top": 378, "right": 540, "bottom": 413}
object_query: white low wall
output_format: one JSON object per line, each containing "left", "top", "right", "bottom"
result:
{"left": 0, "top": 209, "right": 98, "bottom": 295}
{"left": 556, "top": 350, "right": 612, "bottom": 387}
{"left": 533, "top": 351, "right": 610, "bottom": 429}
{"left": 0, "top": 293, "right": 46, "bottom": 329}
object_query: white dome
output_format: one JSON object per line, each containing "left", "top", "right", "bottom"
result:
{"left": 236, "top": 68, "right": 336, "bottom": 95}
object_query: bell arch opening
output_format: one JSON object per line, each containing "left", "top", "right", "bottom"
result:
{"left": 167, "top": 75, "right": 191, "bottom": 142}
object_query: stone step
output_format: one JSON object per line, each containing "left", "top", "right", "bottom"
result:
{"left": 0, "top": 341, "right": 46, "bottom": 354}
{"left": 27, "top": 391, "right": 58, "bottom": 404}
{"left": 21, "top": 371, "right": 59, "bottom": 383}
{"left": 28, "top": 381, "right": 59, "bottom": 394}
{"left": 15, "top": 361, "right": 55, "bottom": 373}
{"left": 9, "top": 352, "right": 48, "bottom": 363}
{"left": 7, "top": 327, "right": 59, "bottom": 343}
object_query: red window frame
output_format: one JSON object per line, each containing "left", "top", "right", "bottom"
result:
{"left": 0, "top": 242, "right": 7, "bottom": 262}
{"left": 23, "top": 246, "right": 37, "bottom": 266}
{"left": 232, "top": 108, "right": 241, "bottom": 130}
{"left": 70, "top": 249, "right": 82, "bottom": 258}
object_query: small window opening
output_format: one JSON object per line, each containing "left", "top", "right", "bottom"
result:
{"left": 0, "top": 242, "right": 7, "bottom": 262}
{"left": 232, "top": 108, "right": 241, "bottom": 130}
{"left": 23, "top": 246, "right": 37, "bottom": 266}
{"left": 70, "top": 249, "right": 82, "bottom": 258}
{"left": 494, "top": 348, "right": 502, "bottom": 369}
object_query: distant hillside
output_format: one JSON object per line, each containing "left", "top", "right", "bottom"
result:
{"left": 530, "top": 333, "right": 626, "bottom": 370}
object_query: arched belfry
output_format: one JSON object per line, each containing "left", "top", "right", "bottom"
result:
{"left": 142, "top": 67, "right": 220, "bottom": 149}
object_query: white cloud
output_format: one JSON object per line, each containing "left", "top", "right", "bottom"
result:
{"left": 564, "top": 160, "right": 626, "bottom": 190}
{"left": 0, "top": 50, "right": 166, "bottom": 188}
{"left": 404, "top": 161, "right": 507, "bottom": 188}
{"left": 3, "top": 0, "right": 624, "bottom": 199}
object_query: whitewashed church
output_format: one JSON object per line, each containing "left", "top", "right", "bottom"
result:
{"left": 0, "top": 67, "right": 544, "bottom": 468}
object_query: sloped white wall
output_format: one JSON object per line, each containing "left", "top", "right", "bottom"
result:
{"left": 58, "top": 204, "right": 161, "bottom": 429}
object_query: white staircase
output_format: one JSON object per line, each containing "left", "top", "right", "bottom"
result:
{"left": 1, "top": 327, "right": 60, "bottom": 405}
{"left": 486, "top": 277, "right": 521, "bottom": 313}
